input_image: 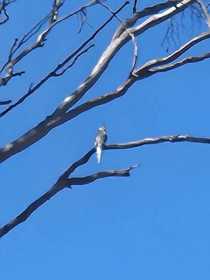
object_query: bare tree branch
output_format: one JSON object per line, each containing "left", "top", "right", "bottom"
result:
{"left": 138, "top": 31, "right": 210, "bottom": 71}
{"left": 105, "top": 134, "right": 210, "bottom": 150}
{"left": 53, "top": 1, "right": 196, "bottom": 116}
{"left": 0, "top": 140, "right": 136, "bottom": 239}
{"left": 0, "top": 1, "right": 209, "bottom": 164}
{"left": 43, "top": 1, "right": 195, "bottom": 122}
{"left": 0, "top": 99, "right": 11, "bottom": 105}
{"left": 148, "top": 51, "right": 210, "bottom": 72}
{"left": 0, "top": 166, "right": 134, "bottom": 239}
{"left": 67, "top": 167, "right": 136, "bottom": 186}
{"left": 0, "top": 2, "right": 128, "bottom": 117}
{"left": 0, "top": 0, "right": 114, "bottom": 86}
{"left": 113, "top": 0, "right": 192, "bottom": 39}
{"left": 1, "top": 132, "right": 210, "bottom": 238}
{"left": 63, "top": 32, "right": 210, "bottom": 123}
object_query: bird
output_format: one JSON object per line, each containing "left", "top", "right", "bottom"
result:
{"left": 94, "top": 126, "right": 107, "bottom": 163}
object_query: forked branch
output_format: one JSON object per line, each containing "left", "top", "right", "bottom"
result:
{"left": 0, "top": 133, "right": 210, "bottom": 238}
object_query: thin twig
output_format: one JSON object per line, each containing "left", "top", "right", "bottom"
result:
{"left": 133, "top": 0, "right": 139, "bottom": 14}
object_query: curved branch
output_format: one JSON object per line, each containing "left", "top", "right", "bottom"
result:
{"left": 148, "top": 51, "right": 210, "bottom": 73}
{"left": 138, "top": 31, "right": 210, "bottom": 71}
{"left": 1, "top": 35, "right": 210, "bottom": 165}
{"left": 53, "top": 0, "right": 194, "bottom": 115}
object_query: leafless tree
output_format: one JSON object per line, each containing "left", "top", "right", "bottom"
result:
{"left": 0, "top": 0, "right": 210, "bottom": 238}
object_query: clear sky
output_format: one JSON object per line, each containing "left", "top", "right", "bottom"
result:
{"left": 1, "top": 1, "right": 210, "bottom": 279}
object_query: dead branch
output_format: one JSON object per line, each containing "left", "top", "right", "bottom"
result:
{"left": 1, "top": 132, "right": 210, "bottom": 238}
{"left": 148, "top": 51, "right": 210, "bottom": 73}
{"left": 105, "top": 134, "right": 210, "bottom": 150}
{"left": 53, "top": 0, "right": 196, "bottom": 116}
{"left": 138, "top": 31, "right": 210, "bottom": 71}
{"left": 0, "top": 1, "right": 209, "bottom": 164}
{"left": 0, "top": 139, "right": 135, "bottom": 238}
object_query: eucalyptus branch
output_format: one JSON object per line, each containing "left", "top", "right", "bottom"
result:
{"left": 113, "top": 0, "right": 187, "bottom": 39}
{"left": 105, "top": 134, "right": 210, "bottom": 150}
{"left": 98, "top": 0, "right": 139, "bottom": 74}
{"left": 1, "top": 132, "right": 210, "bottom": 238}
{"left": 0, "top": 165, "right": 135, "bottom": 239}
{"left": 0, "top": 140, "right": 136, "bottom": 238}
{"left": 148, "top": 51, "right": 210, "bottom": 73}
{"left": 0, "top": 0, "right": 206, "bottom": 166}
{"left": 53, "top": 0, "right": 194, "bottom": 116}
{"left": 138, "top": 31, "right": 210, "bottom": 72}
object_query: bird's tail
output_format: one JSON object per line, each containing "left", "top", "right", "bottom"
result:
{"left": 96, "top": 145, "right": 102, "bottom": 163}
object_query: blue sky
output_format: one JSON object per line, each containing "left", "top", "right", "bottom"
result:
{"left": 1, "top": 1, "right": 210, "bottom": 279}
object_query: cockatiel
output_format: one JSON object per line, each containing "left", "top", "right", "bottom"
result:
{"left": 95, "top": 126, "right": 107, "bottom": 164}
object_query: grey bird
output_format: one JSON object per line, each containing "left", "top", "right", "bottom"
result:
{"left": 95, "top": 126, "right": 107, "bottom": 163}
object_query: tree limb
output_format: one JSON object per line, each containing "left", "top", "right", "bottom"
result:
{"left": 1, "top": 132, "right": 210, "bottom": 238}
{"left": 138, "top": 31, "right": 210, "bottom": 71}
{"left": 148, "top": 51, "right": 210, "bottom": 73}
{"left": 0, "top": 0, "right": 207, "bottom": 165}
{"left": 0, "top": 147, "right": 136, "bottom": 239}
{"left": 105, "top": 134, "right": 210, "bottom": 150}
{"left": 1, "top": 25, "right": 210, "bottom": 164}
{"left": 52, "top": 1, "right": 195, "bottom": 116}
